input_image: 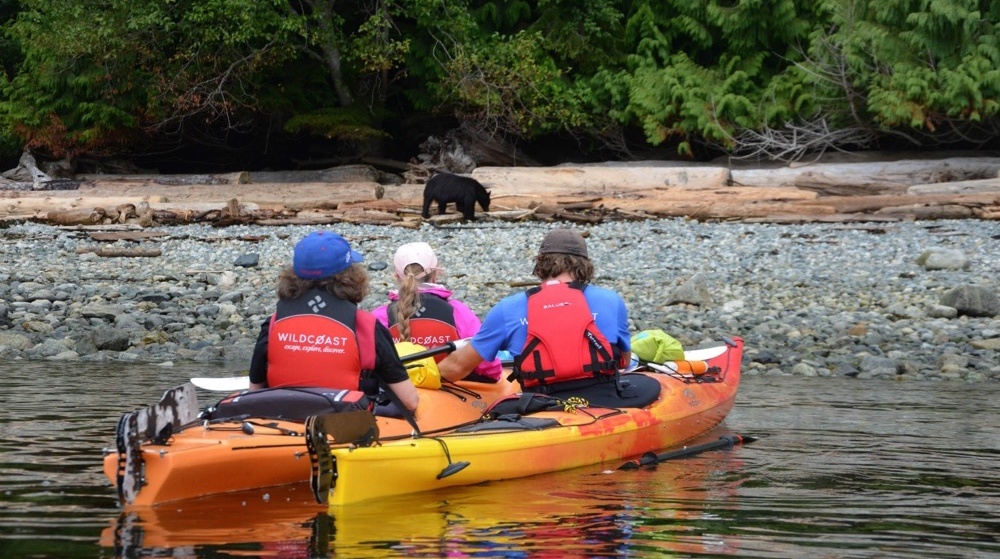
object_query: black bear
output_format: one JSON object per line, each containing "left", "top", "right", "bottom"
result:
{"left": 421, "top": 172, "right": 491, "bottom": 220}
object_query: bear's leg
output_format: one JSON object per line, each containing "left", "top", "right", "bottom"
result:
{"left": 421, "top": 196, "right": 433, "bottom": 218}
{"left": 437, "top": 201, "right": 448, "bottom": 215}
{"left": 461, "top": 198, "right": 476, "bottom": 220}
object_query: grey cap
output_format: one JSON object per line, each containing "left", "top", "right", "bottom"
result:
{"left": 538, "top": 228, "right": 589, "bottom": 259}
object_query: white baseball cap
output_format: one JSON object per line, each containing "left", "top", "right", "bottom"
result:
{"left": 393, "top": 242, "right": 440, "bottom": 278}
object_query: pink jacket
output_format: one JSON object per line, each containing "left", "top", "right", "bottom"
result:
{"left": 372, "top": 284, "right": 503, "bottom": 381}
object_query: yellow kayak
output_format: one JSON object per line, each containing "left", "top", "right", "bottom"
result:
{"left": 311, "top": 337, "right": 743, "bottom": 506}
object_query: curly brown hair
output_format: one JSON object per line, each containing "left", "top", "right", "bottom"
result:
{"left": 276, "top": 264, "right": 369, "bottom": 303}
{"left": 532, "top": 253, "right": 594, "bottom": 283}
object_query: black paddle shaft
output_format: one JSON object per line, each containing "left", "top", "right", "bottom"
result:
{"left": 618, "top": 434, "right": 757, "bottom": 470}
{"left": 399, "top": 341, "right": 458, "bottom": 364}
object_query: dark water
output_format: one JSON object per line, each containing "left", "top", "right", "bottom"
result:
{"left": 1, "top": 361, "right": 998, "bottom": 558}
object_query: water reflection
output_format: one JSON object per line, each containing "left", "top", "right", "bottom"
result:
{"left": 2, "top": 361, "right": 999, "bottom": 558}
{"left": 99, "top": 456, "right": 748, "bottom": 558}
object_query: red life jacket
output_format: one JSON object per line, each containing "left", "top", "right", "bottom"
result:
{"left": 266, "top": 290, "right": 375, "bottom": 389}
{"left": 512, "top": 281, "right": 619, "bottom": 391}
{"left": 387, "top": 293, "right": 460, "bottom": 362}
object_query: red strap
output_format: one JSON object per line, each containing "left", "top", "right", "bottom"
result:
{"left": 355, "top": 309, "right": 376, "bottom": 371}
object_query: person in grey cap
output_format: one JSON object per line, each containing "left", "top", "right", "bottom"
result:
{"left": 438, "top": 228, "right": 632, "bottom": 397}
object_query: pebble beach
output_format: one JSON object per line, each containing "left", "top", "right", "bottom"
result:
{"left": 1, "top": 219, "right": 998, "bottom": 382}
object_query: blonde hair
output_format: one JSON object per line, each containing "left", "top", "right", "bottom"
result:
{"left": 394, "top": 262, "right": 437, "bottom": 340}
{"left": 277, "top": 264, "right": 369, "bottom": 303}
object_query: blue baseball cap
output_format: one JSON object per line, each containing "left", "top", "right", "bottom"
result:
{"left": 293, "top": 231, "right": 363, "bottom": 279}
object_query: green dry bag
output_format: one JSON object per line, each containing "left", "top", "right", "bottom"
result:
{"left": 630, "top": 329, "right": 684, "bottom": 363}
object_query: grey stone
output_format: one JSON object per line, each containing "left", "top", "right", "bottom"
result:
{"left": 666, "top": 273, "right": 711, "bottom": 306}
{"left": 93, "top": 328, "right": 130, "bottom": 352}
{"left": 940, "top": 285, "right": 999, "bottom": 317}
{"left": 926, "top": 304, "right": 958, "bottom": 318}
{"left": 858, "top": 355, "right": 901, "bottom": 377}
{"left": 0, "top": 332, "right": 33, "bottom": 350}
{"left": 916, "top": 248, "right": 969, "bottom": 270}
{"left": 233, "top": 253, "right": 259, "bottom": 267}
{"left": 78, "top": 304, "right": 123, "bottom": 321}
{"left": 971, "top": 338, "right": 1000, "bottom": 350}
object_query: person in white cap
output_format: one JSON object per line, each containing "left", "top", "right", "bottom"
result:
{"left": 248, "top": 231, "right": 419, "bottom": 413}
{"left": 372, "top": 242, "right": 502, "bottom": 382}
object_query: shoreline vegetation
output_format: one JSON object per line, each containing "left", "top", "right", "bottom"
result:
{"left": 2, "top": 152, "right": 1000, "bottom": 228}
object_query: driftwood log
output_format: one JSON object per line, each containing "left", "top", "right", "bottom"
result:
{"left": 75, "top": 246, "right": 163, "bottom": 257}
{"left": 2, "top": 154, "right": 999, "bottom": 226}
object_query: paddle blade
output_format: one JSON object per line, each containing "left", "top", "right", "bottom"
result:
{"left": 114, "top": 383, "right": 199, "bottom": 505}
{"left": 638, "top": 452, "right": 660, "bottom": 466}
{"left": 305, "top": 412, "right": 380, "bottom": 504}
{"left": 305, "top": 415, "right": 334, "bottom": 504}
{"left": 191, "top": 376, "right": 250, "bottom": 391}
{"left": 320, "top": 411, "right": 379, "bottom": 447}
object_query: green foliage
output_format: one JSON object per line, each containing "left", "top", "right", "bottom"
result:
{"left": 435, "top": 30, "right": 593, "bottom": 138}
{"left": 0, "top": 0, "right": 298, "bottom": 157}
{"left": 473, "top": 0, "right": 533, "bottom": 33}
{"left": 284, "top": 106, "right": 390, "bottom": 144}
{"left": 594, "top": 0, "right": 820, "bottom": 153}
{"left": 392, "top": 0, "right": 482, "bottom": 112}
{"left": 862, "top": 0, "right": 1000, "bottom": 130}
{"left": 797, "top": 1, "right": 997, "bottom": 126}
{"left": 531, "top": 0, "right": 624, "bottom": 71}
{"left": 1, "top": 0, "right": 997, "bottom": 163}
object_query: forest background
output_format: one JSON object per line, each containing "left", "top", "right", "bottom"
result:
{"left": 0, "top": 0, "right": 998, "bottom": 176}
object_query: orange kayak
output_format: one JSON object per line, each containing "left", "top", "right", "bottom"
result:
{"left": 103, "top": 377, "right": 517, "bottom": 507}
{"left": 104, "top": 337, "right": 743, "bottom": 507}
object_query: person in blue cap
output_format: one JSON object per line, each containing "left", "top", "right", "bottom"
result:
{"left": 248, "top": 231, "right": 419, "bottom": 414}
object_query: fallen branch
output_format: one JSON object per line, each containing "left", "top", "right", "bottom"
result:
{"left": 76, "top": 246, "right": 162, "bottom": 257}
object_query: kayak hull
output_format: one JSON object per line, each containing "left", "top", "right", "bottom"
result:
{"left": 103, "top": 378, "right": 516, "bottom": 507}
{"left": 327, "top": 338, "right": 742, "bottom": 505}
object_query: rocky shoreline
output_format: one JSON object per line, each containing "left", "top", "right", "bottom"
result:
{"left": 1, "top": 218, "right": 997, "bottom": 382}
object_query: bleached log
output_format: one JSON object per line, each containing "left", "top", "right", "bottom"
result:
{"left": 906, "top": 178, "right": 1000, "bottom": 195}
{"left": 974, "top": 206, "right": 1000, "bottom": 220}
{"left": 875, "top": 204, "right": 975, "bottom": 219}
{"left": 473, "top": 163, "right": 731, "bottom": 194}
{"left": 732, "top": 157, "right": 1000, "bottom": 189}
{"left": 2, "top": 196, "right": 167, "bottom": 215}
{"left": 743, "top": 213, "right": 905, "bottom": 224}
{"left": 75, "top": 171, "right": 251, "bottom": 185}
{"left": 818, "top": 193, "right": 1000, "bottom": 214}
